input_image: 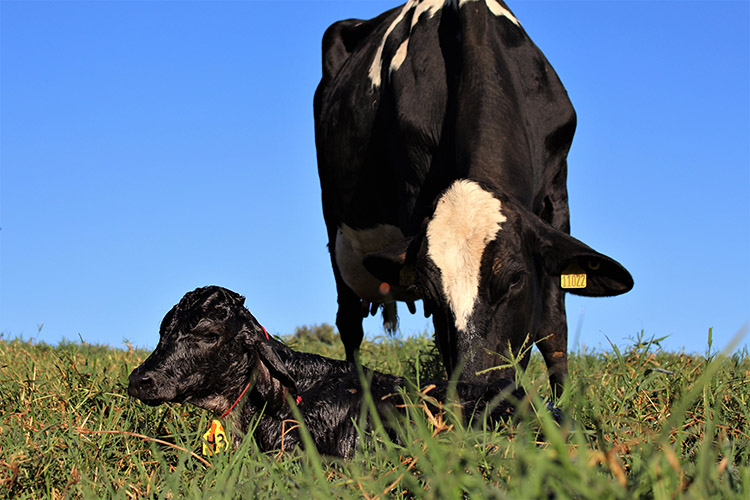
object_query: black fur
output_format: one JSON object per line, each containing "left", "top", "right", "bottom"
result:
{"left": 128, "top": 286, "right": 527, "bottom": 458}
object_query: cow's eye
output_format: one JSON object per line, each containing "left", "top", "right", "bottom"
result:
{"left": 509, "top": 273, "right": 525, "bottom": 291}
{"left": 489, "top": 271, "right": 524, "bottom": 302}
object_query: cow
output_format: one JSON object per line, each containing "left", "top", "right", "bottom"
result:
{"left": 313, "top": 0, "right": 633, "bottom": 396}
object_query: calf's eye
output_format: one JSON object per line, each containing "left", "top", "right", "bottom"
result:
{"left": 203, "top": 330, "right": 222, "bottom": 342}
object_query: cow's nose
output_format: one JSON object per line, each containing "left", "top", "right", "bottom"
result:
{"left": 128, "top": 371, "right": 155, "bottom": 397}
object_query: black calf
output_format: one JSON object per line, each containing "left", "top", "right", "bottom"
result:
{"left": 128, "top": 286, "right": 530, "bottom": 458}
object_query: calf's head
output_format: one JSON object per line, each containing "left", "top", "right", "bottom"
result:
{"left": 127, "top": 286, "right": 283, "bottom": 414}
{"left": 365, "top": 179, "right": 633, "bottom": 380}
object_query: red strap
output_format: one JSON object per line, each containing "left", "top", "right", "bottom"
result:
{"left": 220, "top": 325, "right": 269, "bottom": 418}
{"left": 220, "top": 381, "right": 251, "bottom": 419}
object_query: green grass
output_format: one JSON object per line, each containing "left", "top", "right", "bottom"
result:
{"left": 1, "top": 329, "right": 748, "bottom": 499}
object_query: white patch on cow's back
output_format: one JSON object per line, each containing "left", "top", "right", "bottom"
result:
{"left": 370, "top": 0, "right": 519, "bottom": 88}
{"left": 426, "top": 180, "right": 506, "bottom": 332}
{"left": 371, "top": 0, "right": 448, "bottom": 87}
{"left": 335, "top": 224, "right": 407, "bottom": 301}
{"left": 369, "top": 3, "right": 413, "bottom": 88}
{"left": 466, "top": 0, "right": 520, "bottom": 26}
{"left": 390, "top": 39, "right": 410, "bottom": 75}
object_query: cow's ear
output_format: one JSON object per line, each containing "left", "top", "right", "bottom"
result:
{"left": 363, "top": 237, "right": 419, "bottom": 287}
{"left": 534, "top": 222, "right": 634, "bottom": 297}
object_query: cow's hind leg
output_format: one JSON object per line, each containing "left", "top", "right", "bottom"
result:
{"left": 337, "top": 285, "right": 366, "bottom": 362}
{"left": 328, "top": 249, "right": 366, "bottom": 362}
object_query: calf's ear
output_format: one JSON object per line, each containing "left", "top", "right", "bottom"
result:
{"left": 533, "top": 220, "right": 634, "bottom": 297}
{"left": 256, "top": 343, "right": 297, "bottom": 393}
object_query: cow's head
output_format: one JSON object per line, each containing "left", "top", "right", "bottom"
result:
{"left": 127, "top": 286, "right": 270, "bottom": 413}
{"left": 364, "top": 179, "right": 633, "bottom": 380}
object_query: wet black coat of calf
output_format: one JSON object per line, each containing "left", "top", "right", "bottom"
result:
{"left": 128, "top": 286, "right": 527, "bottom": 458}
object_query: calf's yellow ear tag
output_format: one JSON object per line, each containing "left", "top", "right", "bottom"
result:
{"left": 561, "top": 262, "right": 587, "bottom": 289}
{"left": 202, "top": 419, "right": 228, "bottom": 456}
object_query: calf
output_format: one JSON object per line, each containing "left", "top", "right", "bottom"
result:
{"left": 128, "top": 286, "right": 535, "bottom": 458}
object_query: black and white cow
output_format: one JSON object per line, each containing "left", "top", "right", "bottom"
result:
{"left": 313, "top": 0, "right": 633, "bottom": 395}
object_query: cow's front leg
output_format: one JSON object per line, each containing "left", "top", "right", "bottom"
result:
{"left": 536, "top": 277, "right": 568, "bottom": 399}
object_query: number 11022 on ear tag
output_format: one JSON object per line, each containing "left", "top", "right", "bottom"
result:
{"left": 561, "top": 273, "right": 587, "bottom": 289}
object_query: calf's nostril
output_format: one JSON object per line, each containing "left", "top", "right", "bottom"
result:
{"left": 139, "top": 374, "right": 154, "bottom": 390}
{"left": 129, "top": 372, "right": 155, "bottom": 394}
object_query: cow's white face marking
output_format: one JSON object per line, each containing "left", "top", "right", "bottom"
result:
{"left": 426, "top": 180, "right": 506, "bottom": 333}
{"left": 369, "top": 0, "right": 520, "bottom": 88}
{"left": 335, "top": 224, "right": 408, "bottom": 301}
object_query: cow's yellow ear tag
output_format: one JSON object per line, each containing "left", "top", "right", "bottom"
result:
{"left": 561, "top": 262, "right": 587, "bottom": 289}
{"left": 202, "top": 419, "right": 228, "bottom": 456}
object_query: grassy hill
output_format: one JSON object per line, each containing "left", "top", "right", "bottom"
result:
{"left": 1, "top": 329, "right": 748, "bottom": 499}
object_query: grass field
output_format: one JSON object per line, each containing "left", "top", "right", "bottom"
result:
{"left": 1, "top": 327, "right": 748, "bottom": 499}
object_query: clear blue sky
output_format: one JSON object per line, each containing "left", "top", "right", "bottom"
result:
{"left": 2, "top": 1, "right": 748, "bottom": 355}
